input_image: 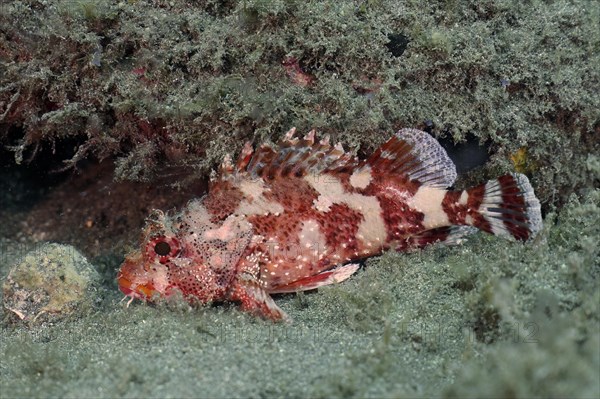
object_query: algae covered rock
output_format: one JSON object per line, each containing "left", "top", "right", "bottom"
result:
{"left": 2, "top": 243, "right": 100, "bottom": 323}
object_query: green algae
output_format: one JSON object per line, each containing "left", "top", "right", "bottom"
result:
{"left": 1, "top": 0, "right": 598, "bottom": 206}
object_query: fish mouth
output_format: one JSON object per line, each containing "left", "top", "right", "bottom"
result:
{"left": 117, "top": 270, "right": 156, "bottom": 300}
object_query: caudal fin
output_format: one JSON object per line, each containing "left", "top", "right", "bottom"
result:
{"left": 467, "top": 173, "right": 542, "bottom": 241}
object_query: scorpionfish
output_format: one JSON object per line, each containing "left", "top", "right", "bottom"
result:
{"left": 118, "top": 128, "right": 542, "bottom": 320}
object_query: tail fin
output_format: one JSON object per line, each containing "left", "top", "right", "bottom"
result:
{"left": 467, "top": 173, "right": 542, "bottom": 241}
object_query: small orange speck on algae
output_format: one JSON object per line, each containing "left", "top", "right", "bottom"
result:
{"left": 510, "top": 147, "right": 537, "bottom": 174}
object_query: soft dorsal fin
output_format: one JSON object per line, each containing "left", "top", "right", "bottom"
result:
{"left": 220, "top": 128, "right": 358, "bottom": 181}
{"left": 367, "top": 128, "right": 457, "bottom": 188}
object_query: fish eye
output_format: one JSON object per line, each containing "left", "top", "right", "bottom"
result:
{"left": 145, "top": 235, "right": 181, "bottom": 264}
{"left": 154, "top": 241, "right": 171, "bottom": 256}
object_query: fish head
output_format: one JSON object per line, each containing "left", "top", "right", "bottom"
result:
{"left": 117, "top": 209, "right": 187, "bottom": 301}
{"left": 117, "top": 201, "right": 253, "bottom": 304}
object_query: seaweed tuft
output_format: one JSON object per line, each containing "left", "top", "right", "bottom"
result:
{"left": 1, "top": 0, "right": 596, "bottom": 208}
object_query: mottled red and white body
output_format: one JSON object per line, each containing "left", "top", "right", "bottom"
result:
{"left": 117, "top": 128, "right": 542, "bottom": 320}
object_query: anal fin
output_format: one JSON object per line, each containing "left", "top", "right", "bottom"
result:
{"left": 395, "top": 226, "right": 476, "bottom": 252}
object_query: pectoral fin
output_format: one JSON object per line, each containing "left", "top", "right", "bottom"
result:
{"left": 229, "top": 274, "right": 290, "bottom": 322}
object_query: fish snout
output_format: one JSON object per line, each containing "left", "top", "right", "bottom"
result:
{"left": 117, "top": 254, "right": 158, "bottom": 300}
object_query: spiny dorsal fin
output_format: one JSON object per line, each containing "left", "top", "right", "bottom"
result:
{"left": 225, "top": 128, "right": 358, "bottom": 180}
{"left": 367, "top": 128, "right": 457, "bottom": 188}
{"left": 235, "top": 142, "right": 254, "bottom": 172}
